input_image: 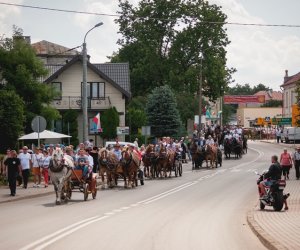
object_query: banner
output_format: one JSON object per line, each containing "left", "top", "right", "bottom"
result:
{"left": 224, "top": 95, "right": 265, "bottom": 104}
{"left": 92, "top": 113, "right": 103, "bottom": 133}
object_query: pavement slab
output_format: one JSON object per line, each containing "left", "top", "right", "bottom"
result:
{"left": 247, "top": 140, "right": 300, "bottom": 250}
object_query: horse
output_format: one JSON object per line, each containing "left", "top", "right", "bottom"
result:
{"left": 120, "top": 147, "right": 140, "bottom": 188}
{"left": 49, "top": 149, "right": 73, "bottom": 205}
{"left": 166, "top": 148, "right": 176, "bottom": 178}
{"left": 190, "top": 141, "right": 205, "bottom": 169}
{"left": 232, "top": 140, "right": 243, "bottom": 159}
{"left": 98, "top": 148, "right": 113, "bottom": 189}
{"left": 156, "top": 144, "right": 170, "bottom": 178}
{"left": 223, "top": 138, "right": 232, "bottom": 159}
{"left": 142, "top": 144, "right": 157, "bottom": 178}
{"left": 205, "top": 144, "right": 217, "bottom": 168}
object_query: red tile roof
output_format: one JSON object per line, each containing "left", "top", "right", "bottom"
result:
{"left": 31, "top": 40, "right": 78, "bottom": 55}
{"left": 281, "top": 72, "right": 300, "bottom": 87}
{"left": 254, "top": 90, "right": 282, "bottom": 101}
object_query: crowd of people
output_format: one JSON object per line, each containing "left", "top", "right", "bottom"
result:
{"left": 1, "top": 124, "right": 298, "bottom": 198}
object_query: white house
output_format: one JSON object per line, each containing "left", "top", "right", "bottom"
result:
{"left": 32, "top": 41, "right": 131, "bottom": 145}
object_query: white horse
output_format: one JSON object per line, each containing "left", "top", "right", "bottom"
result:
{"left": 49, "top": 149, "right": 74, "bottom": 205}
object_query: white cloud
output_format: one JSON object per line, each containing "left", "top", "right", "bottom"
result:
{"left": 0, "top": 0, "right": 23, "bottom": 36}
{"left": 211, "top": 0, "right": 300, "bottom": 90}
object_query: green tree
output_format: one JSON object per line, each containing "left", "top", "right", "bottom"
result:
{"left": 261, "top": 99, "right": 283, "bottom": 107}
{"left": 101, "top": 107, "right": 120, "bottom": 140}
{"left": 0, "top": 90, "right": 24, "bottom": 152}
{"left": 113, "top": 0, "right": 233, "bottom": 101}
{"left": 0, "top": 27, "right": 56, "bottom": 133}
{"left": 146, "top": 85, "right": 182, "bottom": 137}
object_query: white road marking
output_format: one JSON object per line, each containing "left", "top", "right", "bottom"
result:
{"left": 19, "top": 216, "right": 101, "bottom": 250}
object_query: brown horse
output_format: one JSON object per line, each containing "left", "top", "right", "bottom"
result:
{"left": 120, "top": 147, "right": 140, "bottom": 188}
{"left": 205, "top": 144, "right": 217, "bottom": 168}
{"left": 98, "top": 148, "right": 112, "bottom": 188}
{"left": 142, "top": 144, "right": 156, "bottom": 178}
{"left": 166, "top": 149, "right": 176, "bottom": 177}
{"left": 156, "top": 144, "right": 171, "bottom": 178}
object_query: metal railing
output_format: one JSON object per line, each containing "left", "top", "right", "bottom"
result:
{"left": 51, "top": 96, "right": 111, "bottom": 110}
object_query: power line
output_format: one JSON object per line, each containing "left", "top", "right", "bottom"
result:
{"left": 1, "top": 1, "right": 300, "bottom": 28}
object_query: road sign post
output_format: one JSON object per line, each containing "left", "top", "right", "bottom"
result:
{"left": 31, "top": 116, "right": 47, "bottom": 147}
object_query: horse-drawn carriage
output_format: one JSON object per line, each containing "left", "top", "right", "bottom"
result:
{"left": 190, "top": 141, "right": 222, "bottom": 169}
{"left": 68, "top": 169, "right": 97, "bottom": 201}
{"left": 49, "top": 149, "right": 98, "bottom": 205}
{"left": 98, "top": 147, "right": 144, "bottom": 189}
{"left": 142, "top": 144, "right": 183, "bottom": 179}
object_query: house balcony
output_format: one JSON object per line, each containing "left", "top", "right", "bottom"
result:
{"left": 51, "top": 96, "right": 111, "bottom": 110}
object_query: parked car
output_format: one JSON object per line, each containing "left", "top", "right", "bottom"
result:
{"left": 281, "top": 127, "right": 300, "bottom": 143}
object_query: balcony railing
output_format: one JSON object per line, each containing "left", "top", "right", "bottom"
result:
{"left": 51, "top": 96, "right": 111, "bottom": 110}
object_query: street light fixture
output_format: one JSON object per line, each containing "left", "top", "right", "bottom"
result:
{"left": 82, "top": 22, "right": 103, "bottom": 143}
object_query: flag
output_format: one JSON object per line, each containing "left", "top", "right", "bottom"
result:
{"left": 92, "top": 113, "right": 103, "bottom": 133}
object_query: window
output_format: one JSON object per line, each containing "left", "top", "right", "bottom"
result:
{"left": 82, "top": 82, "right": 105, "bottom": 99}
{"left": 51, "top": 82, "right": 62, "bottom": 100}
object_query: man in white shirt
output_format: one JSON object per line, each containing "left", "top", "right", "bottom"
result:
{"left": 18, "top": 146, "right": 32, "bottom": 189}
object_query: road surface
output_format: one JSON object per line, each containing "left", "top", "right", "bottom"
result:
{"left": 1, "top": 141, "right": 281, "bottom": 250}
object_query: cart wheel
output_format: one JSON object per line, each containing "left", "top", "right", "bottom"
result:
{"left": 84, "top": 183, "right": 89, "bottom": 201}
{"left": 92, "top": 188, "right": 97, "bottom": 199}
{"left": 178, "top": 162, "right": 183, "bottom": 176}
{"left": 174, "top": 161, "right": 178, "bottom": 177}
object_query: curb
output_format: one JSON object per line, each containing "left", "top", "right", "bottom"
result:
{"left": 247, "top": 208, "right": 287, "bottom": 250}
{"left": 247, "top": 141, "right": 291, "bottom": 250}
{"left": 0, "top": 190, "right": 53, "bottom": 205}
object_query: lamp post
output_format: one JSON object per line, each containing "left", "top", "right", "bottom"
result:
{"left": 198, "top": 56, "right": 203, "bottom": 133}
{"left": 82, "top": 22, "right": 103, "bottom": 143}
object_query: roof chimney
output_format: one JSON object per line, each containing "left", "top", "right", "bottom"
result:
{"left": 284, "top": 70, "right": 289, "bottom": 83}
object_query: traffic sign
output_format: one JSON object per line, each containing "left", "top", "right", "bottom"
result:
{"left": 265, "top": 116, "right": 270, "bottom": 122}
{"left": 31, "top": 116, "right": 47, "bottom": 133}
{"left": 271, "top": 117, "right": 292, "bottom": 125}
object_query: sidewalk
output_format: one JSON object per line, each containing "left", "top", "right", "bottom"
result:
{"left": 247, "top": 140, "right": 300, "bottom": 250}
{"left": 0, "top": 182, "right": 53, "bottom": 204}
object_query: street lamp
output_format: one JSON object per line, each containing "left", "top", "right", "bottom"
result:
{"left": 82, "top": 22, "right": 103, "bottom": 143}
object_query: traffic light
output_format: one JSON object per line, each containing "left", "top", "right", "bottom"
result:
{"left": 292, "top": 104, "right": 300, "bottom": 127}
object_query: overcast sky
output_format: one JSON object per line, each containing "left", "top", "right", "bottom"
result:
{"left": 1, "top": 0, "right": 300, "bottom": 91}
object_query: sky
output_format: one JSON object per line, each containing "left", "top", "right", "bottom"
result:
{"left": 1, "top": 0, "right": 300, "bottom": 91}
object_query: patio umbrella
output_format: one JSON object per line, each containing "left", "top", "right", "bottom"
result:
{"left": 18, "top": 130, "right": 71, "bottom": 140}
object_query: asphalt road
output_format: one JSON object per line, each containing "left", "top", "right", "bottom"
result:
{"left": 1, "top": 141, "right": 284, "bottom": 250}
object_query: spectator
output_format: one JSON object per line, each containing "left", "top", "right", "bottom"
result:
{"left": 31, "top": 148, "right": 43, "bottom": 187}
{"left": 41, "top": 150, "right": 51, "bottom": 188}
{"left": 89, "top": 146, "right": 99, "bottom": 173}
{"left": 293, "top": 146, "right": 300, "bottom": 180}
{"left": 133, "top": 138, "right": 139, "bottom": 148}
{"left": 18, "top": 146, "right": 32, "bottom": 189}
{"left": 4, "top": 150, "right": 21, "bottom": 196}
{"left": 276, "top": 127, "right": 281, "bottom": 143}
{"left": 280, "top": 148, "right": 293, "bottom": 180}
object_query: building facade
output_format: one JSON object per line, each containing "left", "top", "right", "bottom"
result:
{"left": 32, "top": 41, "right": 131, "bottom": 145}
{"left": 281, "top": 70, "right": 300, "bottom": 118}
